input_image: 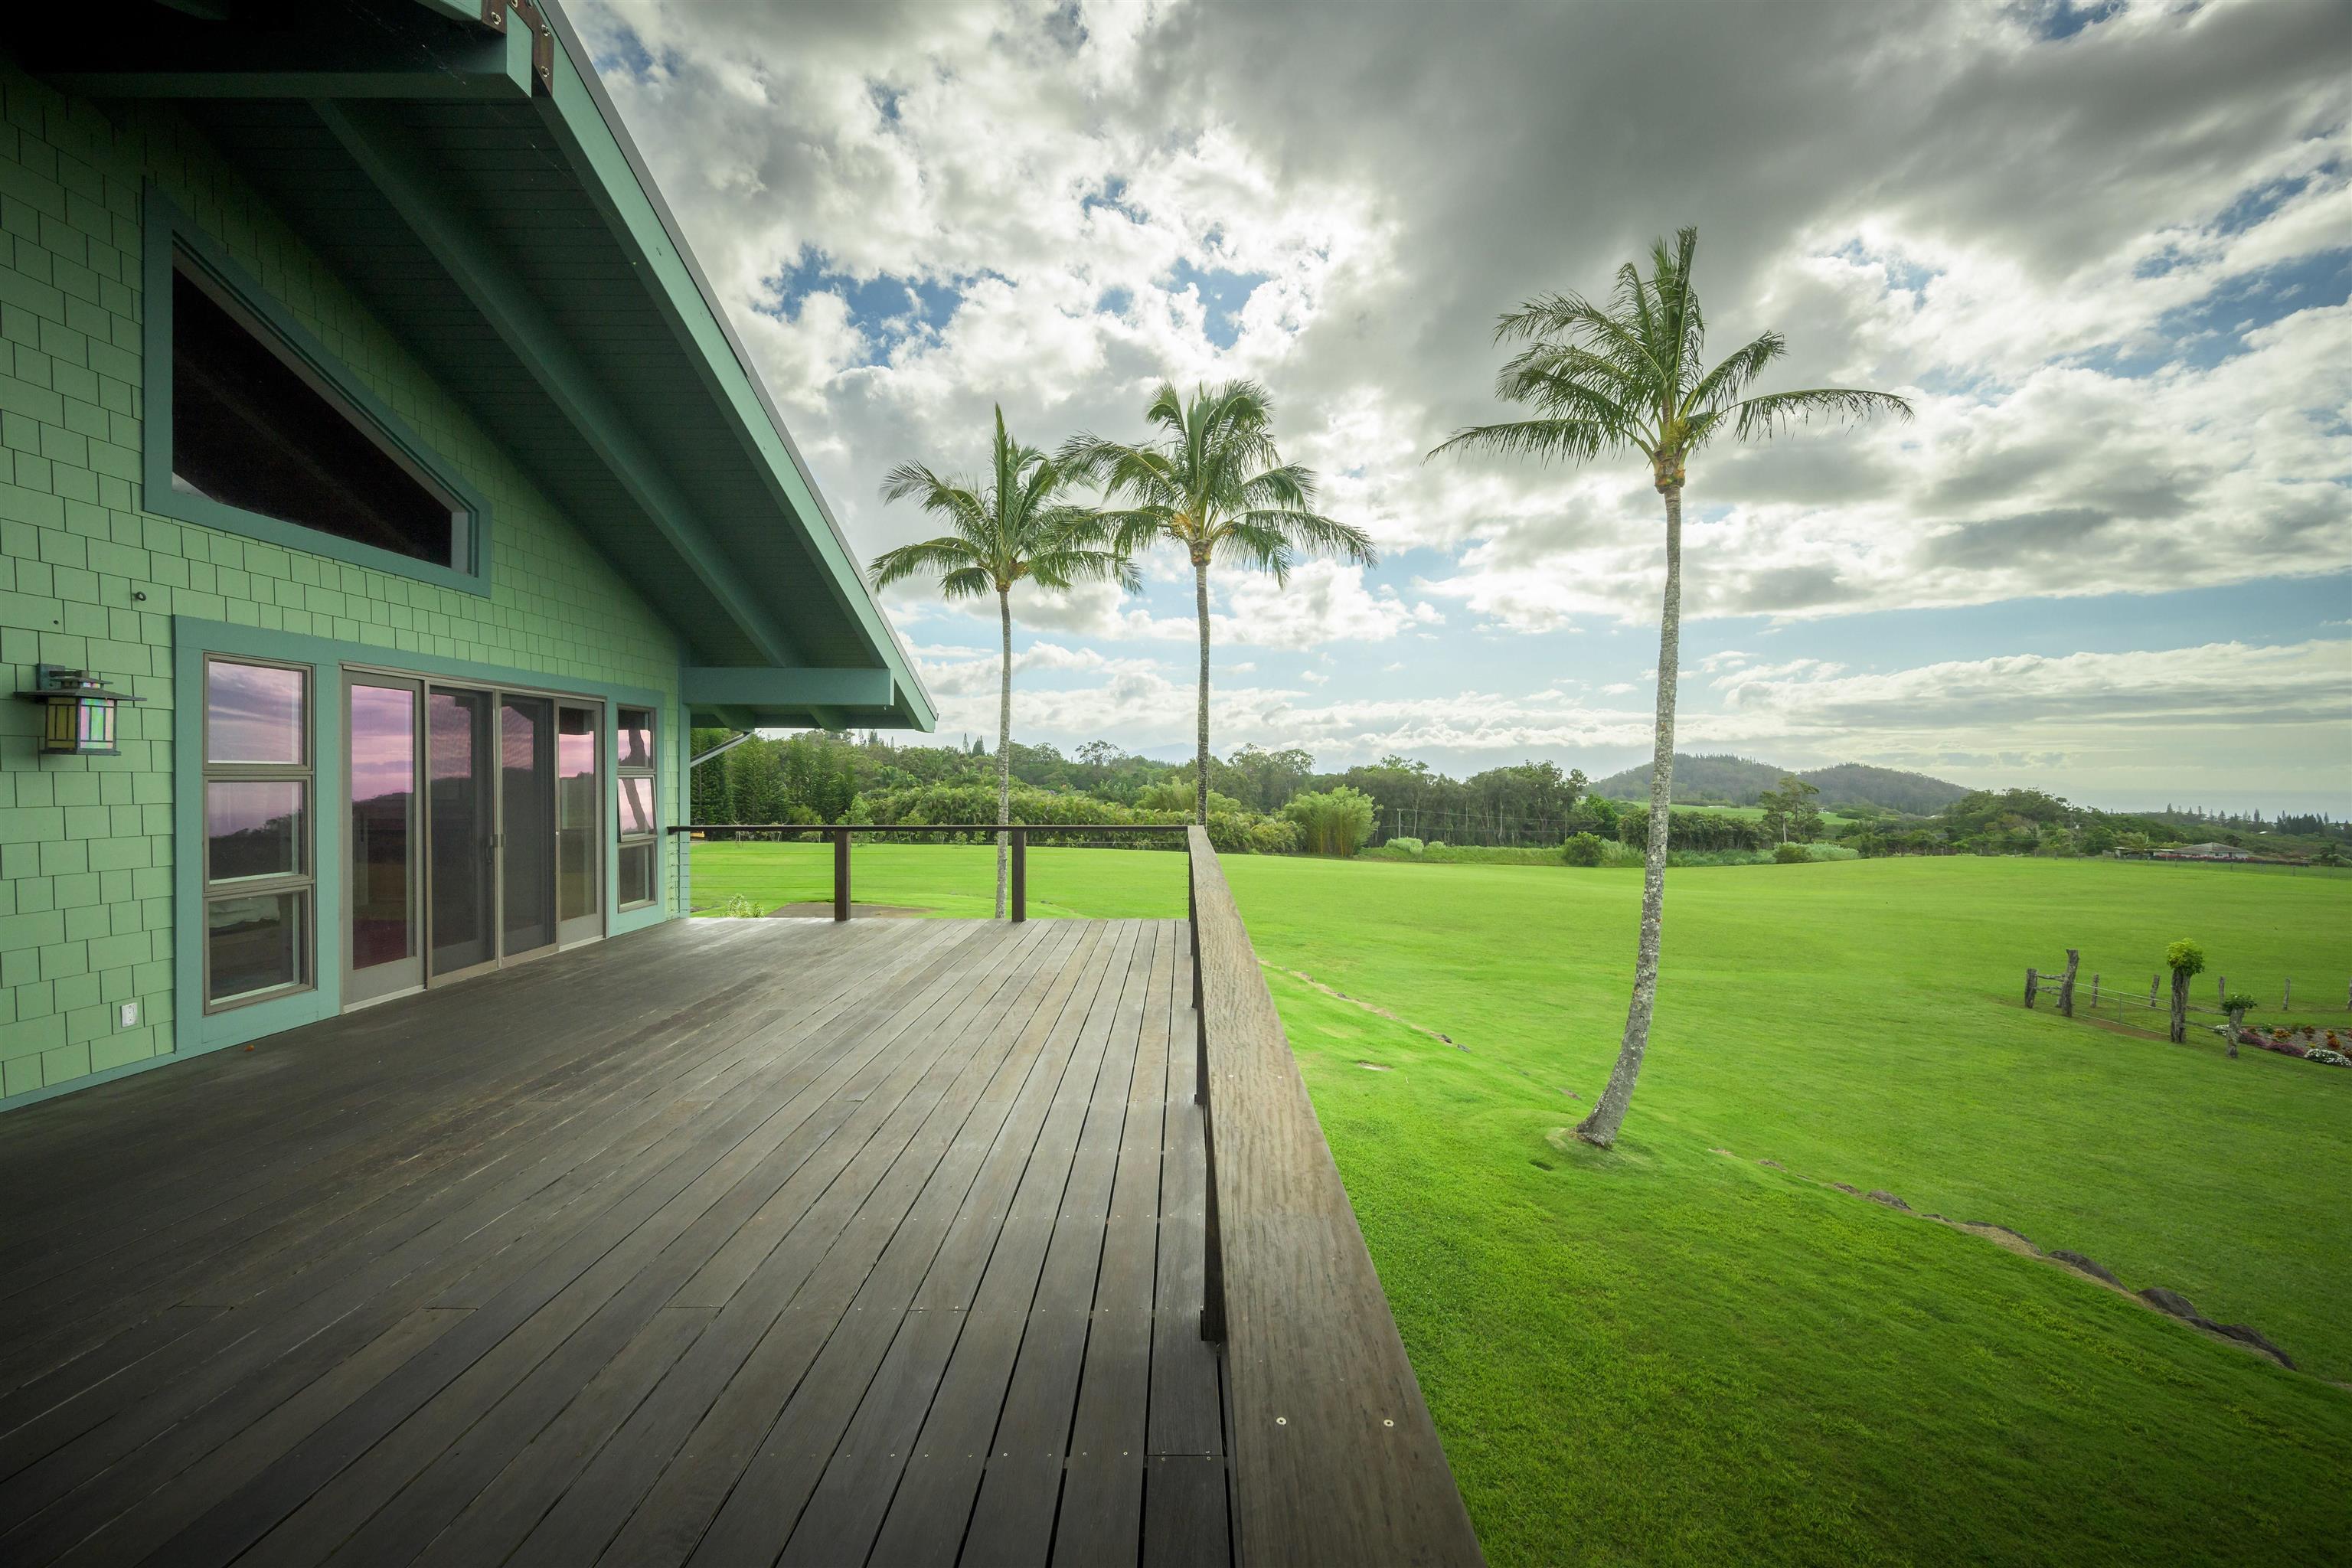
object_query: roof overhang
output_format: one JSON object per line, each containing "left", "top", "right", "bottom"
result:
{"left": 18, "top": 0, "right": 936, "bottom": 731}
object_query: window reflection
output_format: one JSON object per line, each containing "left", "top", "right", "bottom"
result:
{"left": 206, "top": 780, "right": 305, "bottom": 880}
{"left": 619, "top": 776, "right": 655, "bottom": 837}
{"left": 206, "top": 661, "right": 305, "bottom": 763}
{"left": 350, "top": 684, "right": 414, "bottom": 971}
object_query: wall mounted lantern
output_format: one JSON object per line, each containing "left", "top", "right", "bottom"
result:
{"left": 16, "top": 665, "right": 144, "bottom": 756}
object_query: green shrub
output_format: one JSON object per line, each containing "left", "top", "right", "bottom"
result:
{"left": 1282, "top": 786, "right": 1377, "bottom": 857}
{"left": 2222, "top": 991, "right": 2257, "bottom": 1016}
{"left": 1562, "top": 832, "right": 1606, "bottom": 867}
{"left": 1206, "top": 812, "right": 1303, "bottom": 856}
{"left": 1773, "top": 843, "right": 1811, "bottom": 864}
{"left": 1387, "top": 835, "right": 1425, "bottom": 855}
{"left": 2165, "top": 938, "right": 2207, "bottom": 978}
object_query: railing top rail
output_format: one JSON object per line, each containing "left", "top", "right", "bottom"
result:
{"left": 1185, "top": 825, "right": 1485, "bottom": 1566}
{"left": 666, "top": 822, "right": 1187, "bottom": 834}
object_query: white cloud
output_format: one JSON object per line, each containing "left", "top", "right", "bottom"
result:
{"left": 575, "top": 0, "right": 2352, "bottom": 806}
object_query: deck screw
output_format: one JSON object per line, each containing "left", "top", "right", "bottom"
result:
{"left": 1383, "top": 1419, "right": 1394, "bottom": 1427}
{"left": 1275, "top": 1416, "right": 1286, "bottom": 1426}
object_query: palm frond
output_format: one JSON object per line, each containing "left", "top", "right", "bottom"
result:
{"left": 1730, "top": 387, "right": 1913, "bottom": 442}
{"left": 1212, "top": 515, "right": 1296, "bottom": 583}
{"left": 1235, "top": 507, "right": 1376, "bottom": 567}
{"left": 869, "top": 534, "right": 982, "bottom": 590}
{"left": 1426, "top": 416, "right": 1631, "bottom": 466}
{"left": 1681, "top": 329, "right": 1785, "bottom": 416}
{"left": 936, "top": 565, "right": 994, "bottom": 599}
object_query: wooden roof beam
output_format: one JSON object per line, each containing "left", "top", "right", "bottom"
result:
{"left": 315, "top": 98, "right": 805, "bottom": 670}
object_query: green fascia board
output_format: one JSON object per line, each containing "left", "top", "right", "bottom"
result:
{"left": 41, "top": 11, "right": 532, "bottom": 100}
{"left": 311, "top": 100, "right": 798, "bottom": 664}
{"left": 681, "top": 667, "right": 893, "bottom": 710}
{"left": 171, "top": 616, "right": 676, "bottom": 1060}
{"left": 142, "top": 187, "right": 498, "bottom": 599}
{"left": 533, "top": 2, "right": 937, "bottom": 729}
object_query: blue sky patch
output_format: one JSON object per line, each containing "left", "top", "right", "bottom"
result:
{"left": 1170, "top": 258, "right": 1272, "bottom": 348}
{"left": 760, "top": 246, "right": 972, "bottom": 361}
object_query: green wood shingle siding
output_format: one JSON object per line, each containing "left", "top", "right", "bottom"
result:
{"left": 0, "top": 58, "right": 683, "bottom": 1108}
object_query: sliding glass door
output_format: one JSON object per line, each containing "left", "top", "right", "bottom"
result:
{"left": 346, "top": 675, "right": 422, "bottom": 1004}
{"left": 344, "top": 670, "right": 603, "bottom": 1009}
{"left": 426, "top": 688, "right": 498, "bottom": 979}
{"left": 498, "top": 695, "right": 557, "bottom": 960}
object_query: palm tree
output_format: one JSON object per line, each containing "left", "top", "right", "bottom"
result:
{"left": 871, "top": 407, "right": 1135, "bottom": 916}
{"left": 1063, "top": 381, "right": 1374, "bottom": 822}
{"left": 1431, "top": 228, "right": 1911, "bottom": 1148}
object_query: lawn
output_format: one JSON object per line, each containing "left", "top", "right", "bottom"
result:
{"left": 691, "top": 842, "right": 2352, "bottom": 1565}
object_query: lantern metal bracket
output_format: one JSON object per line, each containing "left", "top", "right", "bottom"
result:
{"left": 16, "top": 665, "right": 145, "bottom": 756}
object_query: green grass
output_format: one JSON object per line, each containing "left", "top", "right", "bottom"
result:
{"left": 692, "top": 843, "right": 2352, "bottom": 1564}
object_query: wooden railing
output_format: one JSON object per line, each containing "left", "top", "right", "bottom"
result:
{"left": 668, "top": 820, "right": 1485, "bottom": 1562}
{"left": 668, "top": 822, "right": 1184, "bottom": 920}
{"left": 1185, "top": 825, "right": 1486, "bottom": 1566}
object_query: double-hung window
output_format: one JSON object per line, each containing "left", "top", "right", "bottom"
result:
{"left": 204, "top": 658, "right": 313, "bottom": 1009}
{"left": 616, "top": 707, "right": 658, "bottom": 909}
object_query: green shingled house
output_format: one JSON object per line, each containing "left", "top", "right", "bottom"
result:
{"left": 0, "top": 2, "right": 934, "bottom": 1109}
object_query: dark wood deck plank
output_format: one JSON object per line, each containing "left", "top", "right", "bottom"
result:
{"left": 214, "top": 925, "right": 1060, "bottom": 1568}
{"left": 778, "top": 922, "right": 1168, "bottom": 1567}
{"left": 0, "top": 923, "right": 966, "bottom": 1534}
{"left": 0, "top": 920, "right": 931, "bottom": 1404}
{"left": 500, "top": 925, "right": 1119, "bottom": 1568}
{"left": 677, "top": 922, "right": 1148, "bottom": 1566}
{"left": 963, "top": 921, "right": 1174, "bottom": 1568}
{"left": 0, "top": 913, "right": 1264, "bottom": 1568}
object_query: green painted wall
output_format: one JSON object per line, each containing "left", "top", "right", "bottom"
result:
{"left": 0, "top": 62, "right": 687, "bottom": 1107}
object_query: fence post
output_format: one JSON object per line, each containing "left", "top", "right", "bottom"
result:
{"left": 2216, "top": 975, "right": 2226, "bottom": 1006}
{"left": 1009, "top": 828, "right": 1027, "bottom": 923}
{"left": 2024, "top": 969, "right": 2039, "bottom": 1008}
{"left": 2091, "top": 972, "right": 2100, "bottom": 1009}
{"left": 832, "top": 828, "right": 851, "bottom": 923}
{"left": 2148, "top": 974, "right": 2159, "bottom": 1008}
{"left": 2058, "top": 949, "right": 2079, "bottom": 1017}
{"left": 2282, "top": 975, "right": 2291, "bottom": 1011}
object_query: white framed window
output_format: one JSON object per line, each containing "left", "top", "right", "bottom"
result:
{"left": 203, "top": 657, "right": 314, "bottom": 1009}
{"left": 616, "top": 706, "right": 658, "bottom": 909}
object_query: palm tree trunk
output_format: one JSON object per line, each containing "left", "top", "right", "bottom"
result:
{"left": 1579, "top": 484, "right": 1682, "bottom": 1148}
{"left": 995, "top": 588, "right": 1012, "bottom": 920}
{"left": 1193, "top": 557, "right": 1211, "bottom": 825}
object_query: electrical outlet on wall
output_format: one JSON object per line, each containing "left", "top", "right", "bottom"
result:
{"left": 119, "top": 1001, "right": 139, "bottom": 1029}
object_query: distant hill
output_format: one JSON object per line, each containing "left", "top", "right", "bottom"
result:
{"left": 1596, "top": 753, "right": 1971, "bottom": 815}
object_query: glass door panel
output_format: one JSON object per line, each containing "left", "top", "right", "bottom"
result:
{"left": 428, "top": 688, "right": 495, "bottom": 978}
{"left": 557, "top": 704, "right": 601, "bottom": 944}
{"left": 499, "top": 695, "right": 557, "bottom": 959}
{"left": 347, "top": 678, "right": 421, "bottom": 1004}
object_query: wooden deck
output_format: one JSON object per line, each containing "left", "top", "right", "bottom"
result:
{"left": 0, "top": 916, "right": 1230, "bottom": 1566}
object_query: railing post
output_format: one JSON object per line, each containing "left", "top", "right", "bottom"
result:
{"left": 832, "top": 828, "right": 851, "bottom": 922}
{"left": 1009, "top": 828, "right": 1026, "bottom": 922}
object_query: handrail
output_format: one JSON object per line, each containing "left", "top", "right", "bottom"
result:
{"left": 663, "top": 822, "right": 1185, "bottom": 920}
{"left": 1185, "top": 825, "right": 1486, "bottom": 1566}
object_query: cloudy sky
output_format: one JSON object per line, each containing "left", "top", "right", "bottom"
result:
{"left": 574, "top": 0, "right": 2351, "bottom": 812}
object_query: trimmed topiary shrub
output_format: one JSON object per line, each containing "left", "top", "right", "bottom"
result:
{"left": 1387, "top": 835, "right": 1425, "bottom": 856}
{"left": 1773, "top": 843, "right": 1811, "bottom": 864}
{"left": 1561, "top": 832, "right": 1606, "bottom": 867}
